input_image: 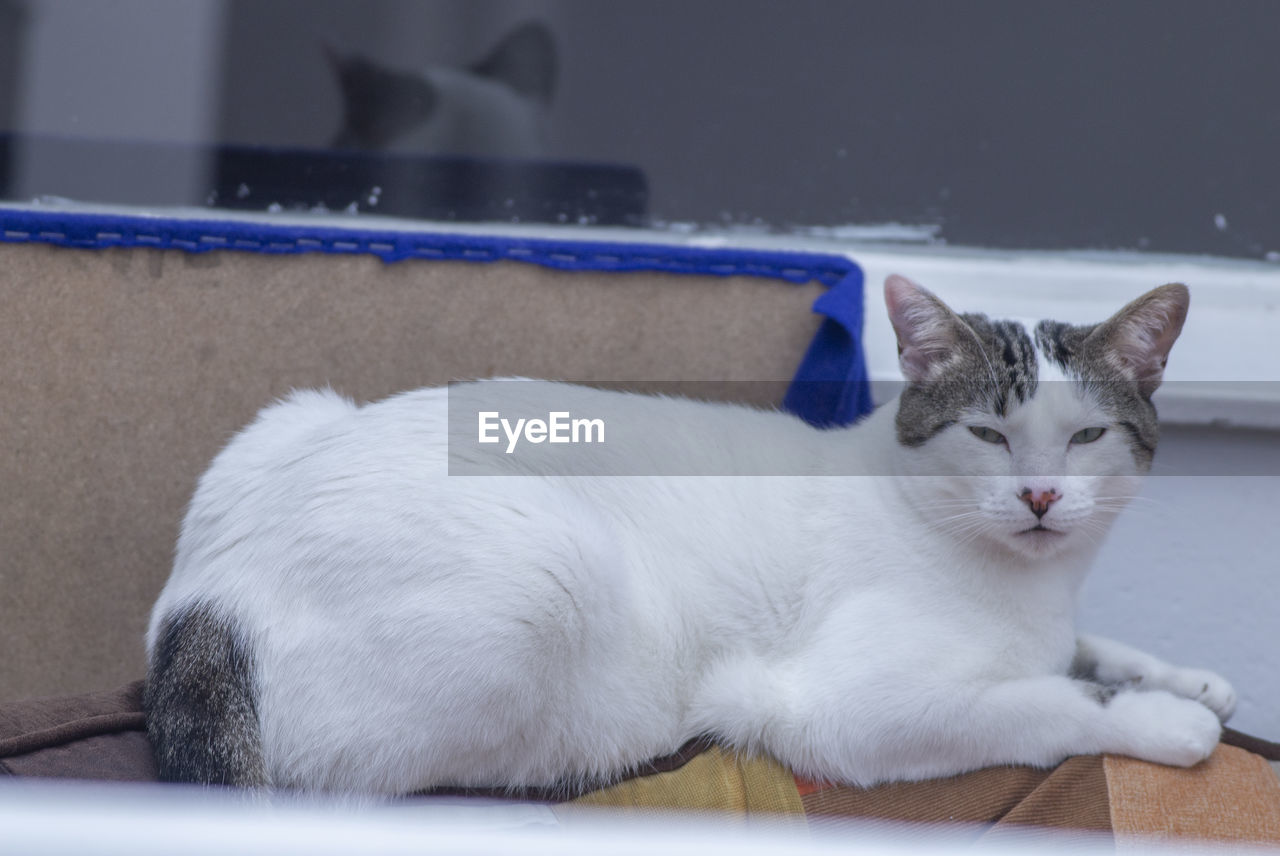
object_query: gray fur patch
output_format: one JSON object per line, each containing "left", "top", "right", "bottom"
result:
{"left": 895, "top": 312, "right": 1039, "bottom": 446}
{"left": 144, "top": 603, "right": 267, "bottom": 788}
{"left": 1032, "top": 320, "right": 1095, "bottom": 369}
{"left": 1068, "top": 646, "right": 1099, "bottom": 684}
{"left": 1068, "top": 647, "right": 1122, "bottom": 707}
{"left": 1035, "top": 320, "right": 1160, "bottom": 469}
{"left": 1080, "top": 681, "right": 1120, "bottom": 706}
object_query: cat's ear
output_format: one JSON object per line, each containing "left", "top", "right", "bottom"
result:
{"left": 884, "top": 274, "right": 963, "bottom": 383}
{"left": 323, "top": 44, "right": 436, "bottom": 149}
{"left": 471, "top": 21, "right": 557, "bottom": 104}
{"left": 1091, "top": 283, "right": 1189, "bottom": 396}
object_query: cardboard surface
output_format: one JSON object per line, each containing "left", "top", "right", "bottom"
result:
{"left": 0, "top": 242, "right": 823, "bottom": 699}
{"left": 1105, "top": 745, "right": 1280, "bottom": 846}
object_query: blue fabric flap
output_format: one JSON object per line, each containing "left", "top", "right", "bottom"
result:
{"left": 782, "top": 265, "right": 875, "bottom": 427}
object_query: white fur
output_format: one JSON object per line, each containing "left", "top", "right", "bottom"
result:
{"left": 146, "top": 290, "right": 1232, "bottom": 795}
{"left": 384, "top": 66, "right": 547, "bottom": 157}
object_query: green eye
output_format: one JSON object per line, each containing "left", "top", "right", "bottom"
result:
{"left": 1071, "top": 426, "right": 1107, "bottom": 444}
{"left": 968, "top": 426, "right": 1007, "bottom": 445}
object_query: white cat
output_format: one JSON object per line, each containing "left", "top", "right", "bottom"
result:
{"left": 144, "top": 275, "right": 1235, "bottom": 794}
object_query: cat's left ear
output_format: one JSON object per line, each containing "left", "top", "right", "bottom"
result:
{"left": 1092, "top": 283, "right": 1189, "bottom": 396}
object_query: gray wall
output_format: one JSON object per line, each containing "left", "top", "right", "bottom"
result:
{"left": 1082, "top": 427, "right": 1280, "bottom": 737}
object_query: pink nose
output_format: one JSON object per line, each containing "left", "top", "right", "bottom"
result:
{"left": 1019, "top": 487, "right": 1061, "bottom": 519}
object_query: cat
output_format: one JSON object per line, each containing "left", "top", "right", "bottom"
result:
{"left": 326, "top": 20, "right": 555, "bottom": 157}
{"left": 144, "top": 275, "right": 1236, "bottom": 795}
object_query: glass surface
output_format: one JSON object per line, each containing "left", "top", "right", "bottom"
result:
{"left": 1, "top": 0, "right": 1277, "bottom": 258}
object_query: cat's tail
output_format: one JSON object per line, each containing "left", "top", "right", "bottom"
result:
{"left": 143, "top": 602, "right": 269, "bottom": 788}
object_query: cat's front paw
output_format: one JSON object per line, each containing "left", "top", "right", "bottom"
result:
{"left": 1161, "top": 667, "right": 1237, "bottom": 722}
{"left": 1107, "top": 690, "right": 1221, "bottom": 768}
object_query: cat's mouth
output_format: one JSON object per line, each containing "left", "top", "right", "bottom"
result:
{"left": 1017, "top": 524, "right": 1064, "bottom": 536}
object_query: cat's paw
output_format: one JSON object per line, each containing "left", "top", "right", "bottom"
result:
{"left": 1160, "top": 667, "right": 1237, "bottom": 722}
{"left": 1106, "top": 690, "right": 1221, "bottom": 768}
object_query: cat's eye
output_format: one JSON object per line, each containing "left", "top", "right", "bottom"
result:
{"left": 968, "top": 426, "right": 1007, "bottom": 445}
{"left": 1070, "top": 426, "right": 1107, "bottom": 444}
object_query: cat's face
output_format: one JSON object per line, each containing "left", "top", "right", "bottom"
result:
{"left": 885, "top": 275, "right": 1189, "bottom": 560}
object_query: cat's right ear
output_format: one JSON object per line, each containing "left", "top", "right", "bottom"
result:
{"left": 1090, "top": 282, "right": 1190, "bottom": 397}
{"left": 884, "top": 274, "right": 962, "bottom": 383}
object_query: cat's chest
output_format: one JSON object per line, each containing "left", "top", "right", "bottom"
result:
{"left": 808, "top": 550, "right": 1080, "bottom": 685}
{"left": 962, "top": 600, "right": 1077, "bottom": 679}
{"left": 941, "top": 583, "right": 1078, "bottom": 680}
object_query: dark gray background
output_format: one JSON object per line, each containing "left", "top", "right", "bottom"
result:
{"left": 4, "top": 0, "right": 1279, "bottom": 258}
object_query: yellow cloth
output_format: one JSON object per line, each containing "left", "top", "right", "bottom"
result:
{"left": 554, "top": 745, "right": 805, "bottom": 829}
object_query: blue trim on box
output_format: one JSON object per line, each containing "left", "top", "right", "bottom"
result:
{"left": 0, "top": 207, "right": 873, "bottom": 426}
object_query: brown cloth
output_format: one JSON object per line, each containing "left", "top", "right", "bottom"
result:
{"left": 0, "top": 681, "right": 155, "bottom": 781}
{"left": 3, "top": 681, "right": 1279, "bottom": 847}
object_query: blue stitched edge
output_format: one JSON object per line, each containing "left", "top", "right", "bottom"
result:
{"left": 0, "top": 206, "right": 873, "bottom": 425}
{"left": 0, "top": 207, "right": 855, "bottom": 287}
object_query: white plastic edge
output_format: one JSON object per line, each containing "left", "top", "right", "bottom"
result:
{"left": 0, "top": 778, "right": 1122, "bottom": 856}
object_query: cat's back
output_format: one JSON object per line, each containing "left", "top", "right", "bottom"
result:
{"left": 209, "top": 386, "right": 367, "bottom": 471}
{"left": 183, "top": 385, "right": 449, "bottom": 516}
{"left": 155, "top": 379, "right": 836, "bottom": 635}
{"left": 156, "top": 387, "right": 448, "bottom": 611}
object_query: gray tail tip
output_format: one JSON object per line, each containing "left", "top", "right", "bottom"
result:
{"left": 144, "top": 603, "right": 269, "bottom": 788}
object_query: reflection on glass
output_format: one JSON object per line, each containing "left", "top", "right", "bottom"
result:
{"left": 0, "top": 0, "right": 1278, "bottom": 259}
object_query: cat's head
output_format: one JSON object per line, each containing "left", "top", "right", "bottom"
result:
{"left": 326, "top": 21, "right": 556, "bottom": 151}
{"left": 884, "top": 274, "right": 1189, "bottom": 560}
